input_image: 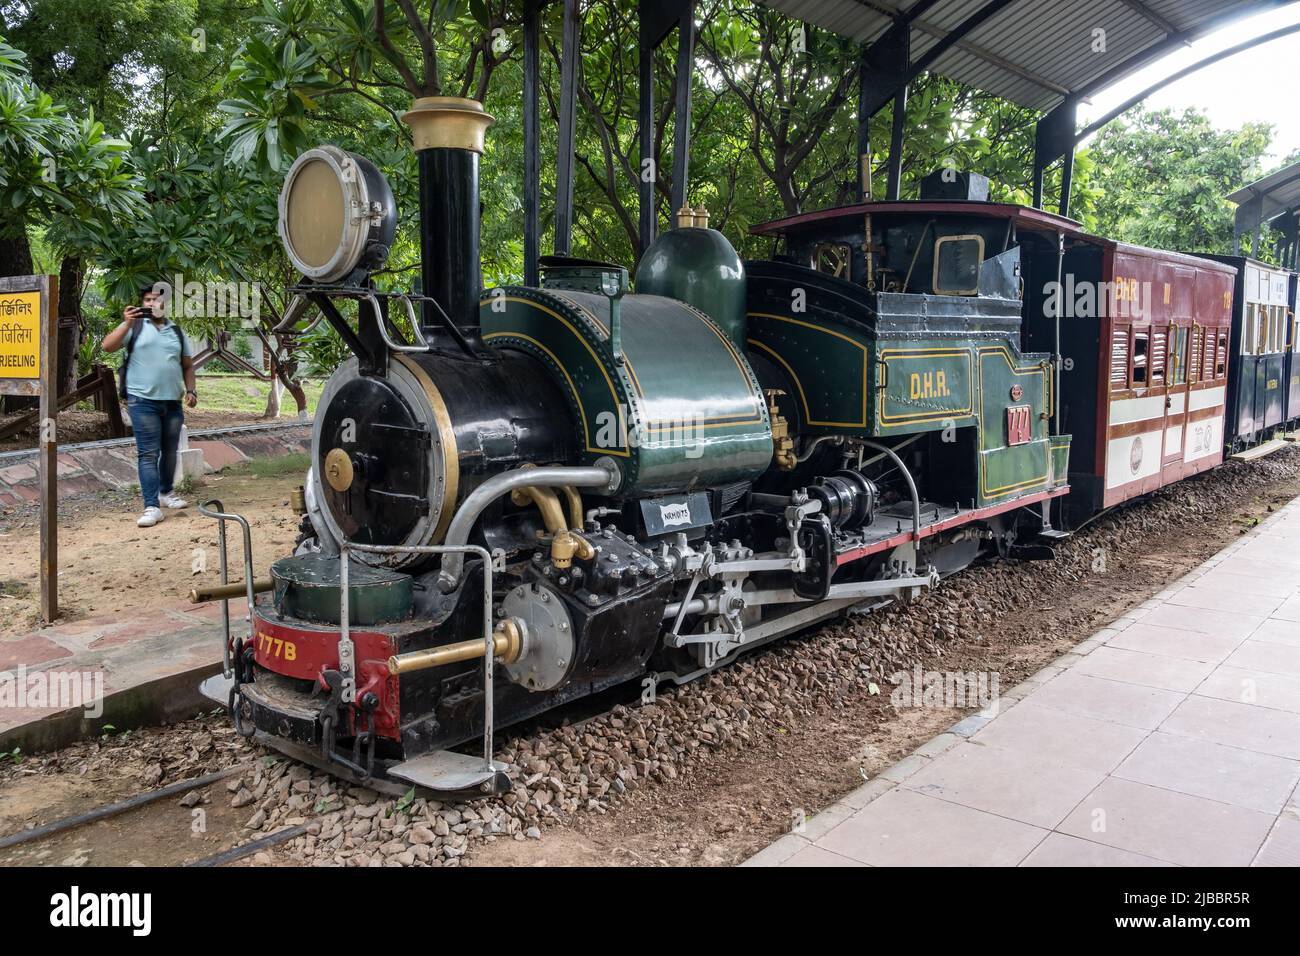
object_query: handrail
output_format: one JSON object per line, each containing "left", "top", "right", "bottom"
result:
{"left": 340, "top": 540, "right": 497, "bottom": 777}
{"left": 289, "top": 284, "right": 477, "bottom": 357}
{"left": 856, "top": 441, "right": 922, "bottom": 568}
{"left": 367, "top": 291, "right": 432, "bottom": 353}
{"left": 196, "top": 499, "right": 257, "bottom": 679}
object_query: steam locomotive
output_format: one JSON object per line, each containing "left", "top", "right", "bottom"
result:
{"left": 198, "top": 96, "right": 1295, "bottom": 796}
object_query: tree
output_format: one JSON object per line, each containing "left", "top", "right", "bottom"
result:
{"left": 218, "top": 0, "right": 521, "bottom": 170}
{"left": 1083, "top": 105, "right": 1273, "bottom": 254}
{"left": 0, "top": 35, "right": 144, "bottom": 402}
{"left": 90, "top": 128, "right": 329, "bottom": 417}
{"left": 698, "top": 3, "right": 859, "bottom": 216}
{"left": 1, "top": 0, "right": 201, "bottom": 122}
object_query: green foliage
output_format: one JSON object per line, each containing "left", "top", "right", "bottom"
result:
{"left": 0, "top": 33, "right": 145, "bottom": 253}
{"left": 218, "top": 35, "right": 329, "bottom": 168}
{"left": 1083, "top": 106, "right": 1274, "bottom": 255}
{"left": 1, "top": 0, "right": 202, "bottom": 121}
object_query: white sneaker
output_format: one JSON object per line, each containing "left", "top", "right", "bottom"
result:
{"left": 137, "top": 506, "right": 166, "bottom": 527}
{"left": 159, "top": 493, "right": 188, "bottom": 509}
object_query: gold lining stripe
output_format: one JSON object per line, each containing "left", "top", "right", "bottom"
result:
{"left": 545, "top": 291, "right": 647, "bottom": 399}
{"left": 490, "top": 293, "right": 762, "bottom": 433}
{"left": 746, "top": 312, "right": 870, "bottom": 428}
{"left": 638, "top": 303, "right": 764, "bottom": 424}
{"left": 877, "top": 346, "right": 974, "bottom": 425}
{"left": 977, "top": 346, "right": 1050, "bottom": 497}
{"left": 483, "top": 320, "right": 630, "bottom": 457}
{"left": 392, "top": 354, "right": 460, "bottom": 543}
{"left": 679, "top": 301, "right": 766, "bottom": 410}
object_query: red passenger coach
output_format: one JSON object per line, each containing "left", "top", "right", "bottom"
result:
{"left": 1100, "top": 245, "right": 1234, "bottom": 504}
{"left": 1024, "top": 230, "right": 1235, "bottom": 524}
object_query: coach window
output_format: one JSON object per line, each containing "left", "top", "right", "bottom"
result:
{"left": 1132, "top": 331, "right": 1149, "bottom": 386}
{"left": 1110, "top": 329, "right": 1130, "bottom": 391}
{"left": 1169, "top": 327, "right": 1188, "bottom": 386}
{"left": 1217, "top": 332, "right": 1228, "bottom": 378}
{"left": 1190, "top": 326, "right": 1203, "bottom": 384}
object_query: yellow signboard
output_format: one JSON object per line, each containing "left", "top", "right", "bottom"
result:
{"left": 0, "top": 291, "right": 41, "bottom": 379}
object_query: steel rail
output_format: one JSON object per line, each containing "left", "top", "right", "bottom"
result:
{"left": 0, "top": 765, "right": 245, "bottom": 852}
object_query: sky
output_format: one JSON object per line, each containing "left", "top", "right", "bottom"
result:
{"left": 1077, "top": 3, "right": 1300, "bottom": 166}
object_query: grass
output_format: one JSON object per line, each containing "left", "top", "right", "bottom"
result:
{"left": 222, "top": 451, "right": 312, "bottom": 479}
{"left": 192, "top": 374, "right": 325, "bottom": 417}
{"left": 0, "top": 580, "right": 32, "bottom": 599}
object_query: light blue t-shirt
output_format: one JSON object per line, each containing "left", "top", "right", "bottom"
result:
{"left": 126, "top": 320, "right": 192, "bottom": 401}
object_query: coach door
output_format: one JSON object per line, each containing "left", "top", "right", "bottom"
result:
{"left": 1240, "top": 295, "right": 1264, "bottom": 443}
{"left": 1163, "top": 322, "right": 1191, "bottom": 468}
{"left": 1263, "top": 271, "right": 1289, "bottom": 433}
{"left": 1287, "top": 274, "right": 1300, "bottom": 427}
{"left": 1159, "top": 267, "right": 1191, "bottom": 472}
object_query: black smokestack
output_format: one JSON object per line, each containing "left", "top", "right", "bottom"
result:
{"left": 403, "top": 98, "right": 496, "bottom": 350}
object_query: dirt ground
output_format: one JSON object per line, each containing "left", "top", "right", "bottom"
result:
{"left": 0, "top": 466, "right": 306, "bottom": 636}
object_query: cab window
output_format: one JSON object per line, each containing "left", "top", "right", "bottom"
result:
{"left": 932, "top": 235, "right": 984, "bottom": 295}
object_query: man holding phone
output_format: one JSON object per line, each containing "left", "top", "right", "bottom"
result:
{"left": 102, "top": 284, "right": 198, "bottom": 527}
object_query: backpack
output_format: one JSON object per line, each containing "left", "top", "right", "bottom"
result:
{"left": 119, "top": 318, "right": 188, "bottom": 400}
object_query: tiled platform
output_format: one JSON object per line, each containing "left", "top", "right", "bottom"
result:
{"left": 745, "top": 498, "right": 1300, "bottom": 867}
{"left": 0, "top": 600, "right": 224, "bottom": 753}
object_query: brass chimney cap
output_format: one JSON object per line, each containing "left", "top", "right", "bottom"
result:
{"left": 402, "top": 96, "right": 496, "bottom": 153}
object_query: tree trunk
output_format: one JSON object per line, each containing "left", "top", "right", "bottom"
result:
{"left": 56, "top": 255, "right": 84, "bottom": 397}
{"left": 0, "top": 224, "right": 36, "bottom": 413}
{"left": 263, "top": 353, "right": 283, "bottom": 419}
{"left": 272, "top": 333, "right": 309, "bottom": 418}
{"left": 0, "top": 222, "right": 33, "bottom": 277}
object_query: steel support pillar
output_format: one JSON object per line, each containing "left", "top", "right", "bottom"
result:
{"left": 1032, "top": 95, "right": 1078, "bottom": 216}
{"left": 523, "top": 0, "right": 540, "bottom": 285}
{"left": 554, "top": 0, "right": 579, "bottom": 256}
{"left": 638, "top": 0, "right": 693, "bottom": 258}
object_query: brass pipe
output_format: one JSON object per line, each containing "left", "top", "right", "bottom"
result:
{"left": 511, "top": 484, "right": 567, "bottom": 534}
{"left": 550, "top": 529, "right": 595, "bottom": 569}
{"left": 388, "top": 618, "right": 523, "bottom": 675}
{"left": 190, "top": 578, "right": 273, "bottom": 604}
{"left": 560, "top": 485, "right": 583, "bottom": 529}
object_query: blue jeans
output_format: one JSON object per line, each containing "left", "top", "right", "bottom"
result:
{"left": 127, "top": 397, "right": 183, "bottom": 508}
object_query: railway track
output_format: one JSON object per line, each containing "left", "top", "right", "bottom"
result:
{"left": 0, "top": 764, "right": 309, "bottom": 868}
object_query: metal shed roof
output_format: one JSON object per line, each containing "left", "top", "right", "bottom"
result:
{"left": 760, "top": 0, "right": 1293, "bottom": 113}
{"left": 1227, "top": 161, "right": 1300, "bottom": 229}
